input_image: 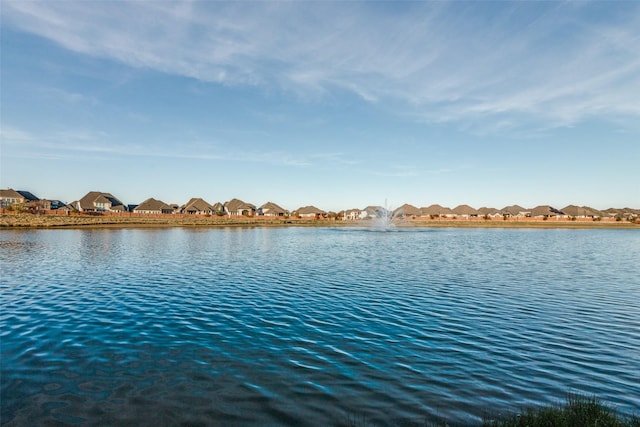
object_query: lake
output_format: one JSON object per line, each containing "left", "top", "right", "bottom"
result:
{"left": 1, "top": 227, "right": 639, "bottom": 425}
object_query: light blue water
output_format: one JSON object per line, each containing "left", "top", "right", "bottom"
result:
{"left": 1, "top": 227, "right": 639, "bottom": 426}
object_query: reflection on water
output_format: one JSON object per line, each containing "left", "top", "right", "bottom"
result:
{"left": 1, "top": 227, "right": 639, "bottom": 425}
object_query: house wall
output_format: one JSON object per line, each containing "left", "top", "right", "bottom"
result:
{"left": 0, "top": 197, "right": 25, "bottom": 208}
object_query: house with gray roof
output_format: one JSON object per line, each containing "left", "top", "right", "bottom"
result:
{"left": 393, "top": 203, "right": 421, "bottom": 218}
{"left": 361, "top": 206, "right": 386, "bottom": 219}
{"left": 561, "top": 205, "right": 602, "bottom": 218}
{"left": 225, "top": 198, "right": 256, "bottom": 216}
{"left": 0, "top": 189, "right": 26, "bottom": 208}
{"left": 259, "top": 202, "right": 287, "bottom": 217}
{"left": 134, "top": 198, "right": 175, "bottom": 214}
{"left": 73, "top": 191, "right": 127, "bottom": 212}
{"left": 501, "top": 205, "right": 530, "bottom": 217}
{"left": 530, "top": 205, "right": 564, "bottom": 218}
{"left": 211, "top": 202, "right": 225, "bottom": 215}
{"left": 343, "top": 208, "right": 365, "bottom": 220}
{"left": 16, "top": 190, "right": 39, "bottom": 202}
{"left": 420, "top": 204, "right": 455, "bottom": 217}
{"left": 181, "top": 198, "right": 214, "bottom": 215}
{"left": 295, "top": 206, "right": 326, "bottom": 219}
{"left": 477, "top": 207, "right": 502, "bottom": 218}
{"left": 452, "top": 204, "right": 480, "bottom": 218}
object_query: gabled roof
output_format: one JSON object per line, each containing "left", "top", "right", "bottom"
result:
{"left": 530, "top": 205, "right": 564, "bottom": 216}
{"left": 452, "top": 204, "right": 479, "bottom": 215}
{"left": 78, "top": 191, "right": 125, "bottom": 210}
{"left": 344, "top": 207, "right": 361, "bottom": 214}
{"left": 393, "top": 203, "right": 421, "bottom": 217}
{"left": 561, "top": 205, "right": 603, "bottom": 217}
{"left": 16, "top": 190, "right": 39, "bottom": 201}
{"left": 134, "top": 197, "right": 172, "bottom": 212}
{"left": 296, "top": 205, "right": 326, "bottom": 215}
{"left": 363, "top": 206, "right": 386, "bottom": 217}
{"left": 0, "top": 189, "right": 24, "bottom": 199}
{"left": 477, "top": 207, "right": 500, "bottom": 215}
{"left": 420, "top": 204, "right": 453, "bottom": 215}
{"left": 260, "top": 201, "right": 287, "bottom": 214}
{"left": 225, "top": 198, "right": 256, "bottom": 212}
{"left": 183, "top": 197, "right": 214, "bottom": 212}
{"left": 501, "top": 205, "right": 527, "bottom": 215}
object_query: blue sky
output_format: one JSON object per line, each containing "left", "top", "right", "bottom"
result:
{"left": 1, "top": 1, "right": 639, "bottom": 212}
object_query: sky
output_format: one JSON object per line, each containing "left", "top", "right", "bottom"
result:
{"left": 1, "top": 1, "right": 639, "bottom": 212}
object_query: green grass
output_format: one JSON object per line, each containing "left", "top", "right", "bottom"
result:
{"left": 482, "top": 394, "right": 639, "bottom": 427}
{"left": 343, "top": 395, "right": 639, "bottom": 427}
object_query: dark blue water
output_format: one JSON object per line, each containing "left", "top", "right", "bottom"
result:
{"left": 1, "top": 227, "right": 639, "bottom": 426}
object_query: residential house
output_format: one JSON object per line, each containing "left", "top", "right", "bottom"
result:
{"left": 181, "top": 198, "right": 215, "bottom": 215}
{"left": 134, "top": 198, "right": 175, "bottom": 214}
{"left": 211, "top": 202, "right": 225, "bottom": 215}
{"left": 16, "top": 190, "right": 39, "bottom": 202}
{"left": 602, "top": 207, "right": 638, "bottom": 220}
{"left": 452, "top": 204, "right": 480, "bottom": 218}
{"left": 561, "top": 205, "right": 603, "bottom": 219}
{"left": 393, "top": 203, "right": 421, "bottom": 218}
{"left": 73, "top": 191, "right": 127, "bottom": 212}
{"left": 500, "top": 205, "right": 530, "bottom": 218}
{"left": 362, "top": 206, "right": 385, "bottom": 219}
{"left": 0, "top": 189, "right": 26, "bottom": 208}
{"left": 343, "top": 208, "right": 363, "bottom": 220}
{"left": 225, "top": 198, "right": 256, "bottom": 216}
{"left": 420, "top": 204, "right": 455, "bottom": 217}
{"left": 530, "top": 205, "right": 564, "bottom": 218}
{"left": 296, "top": 206, "right": 326, "bottom": 219}
{"left": 477, "top": 207, "right": 502, "bottom": 218}
{"left": 48, "top": 200, "right": 69, "bottom": 210}
{"left": 259, "top": 202, "right": 287, "bottom": 217}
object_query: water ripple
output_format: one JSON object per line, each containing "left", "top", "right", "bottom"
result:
{"left": 2, "top": 227, "right": 640, "bottom": 425}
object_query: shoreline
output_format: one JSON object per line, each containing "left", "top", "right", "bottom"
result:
{"left": 1, "top": 213, "right": 638, "bottom": 229}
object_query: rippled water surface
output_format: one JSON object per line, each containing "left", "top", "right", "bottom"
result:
{"left": 1, "top": 227, "right": 639, "bottom": 425}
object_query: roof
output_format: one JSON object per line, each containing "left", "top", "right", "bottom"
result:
{"left": 477, "top": 207, "right": 500, "bottom": 215}
{"left": 134, "top": 197, "right": 172, "bottom": 212}
{"left": 260, "top": 201, "right": 287, "bottom": 214}
{"left": 183, "top": 197, "right": 214, "bottom": 212}
{"left": 78, "top": 191, "right": 125, "bottom": 210}
{"left": 393, "top": 203, "right": 421, "bottom": 217}
{"left": 16, "top": 190, "right": 39, "bottom": 201}
{"left": 0, "top": 189, "right": 24, "bottom": 199}
{"left": 501, "top": 205, "right": 527, "bottom": 215}
{"left": 530, "top": 205, "right": 564, "bottom": 216}
{"left": 452, "top": 204, "right": 479, "bottom": 215}
{"left": 363, "top": 206, "right": 387, "bottom": 217}
{"left": 296, "top": 205, "right": 326, "bottom": 215}
{"left": 561, "top": 205, "right": 602, "bottom": 217}
{"left": 225, "top": 198, "right": 256, "bottom": 212}
{"left": 420, "top": 204, "right": 454, "bottom": 215}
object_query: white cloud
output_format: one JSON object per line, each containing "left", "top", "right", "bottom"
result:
{"left": 0, "top": 124, "right": 337, "bottom": 168}
{"left": 3, "top": 1, "right": 639, "bottom": 128}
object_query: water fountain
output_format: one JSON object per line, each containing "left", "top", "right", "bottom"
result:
{"left": 371, "top": 200, "right": 397, "bottom": 231}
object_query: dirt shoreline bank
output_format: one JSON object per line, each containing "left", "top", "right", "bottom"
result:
{"left": 1, "top": 214, "right": 638, "bottom": 229}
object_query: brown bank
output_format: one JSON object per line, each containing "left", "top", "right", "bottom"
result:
{"left": 1, "top": 213, "right": 638, "bottom": 229}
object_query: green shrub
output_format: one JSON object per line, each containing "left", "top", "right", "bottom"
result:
{"left": 483, "top": 394, "right": 638, "bottom": 427}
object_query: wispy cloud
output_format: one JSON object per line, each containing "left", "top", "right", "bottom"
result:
{"left": 4, "top": 1, "right": 639, "bottom": 129}
{"left": 1, "top": 124, "right": 342, "bottom": 168}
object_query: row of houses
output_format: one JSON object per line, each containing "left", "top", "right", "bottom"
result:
{"left": 0, "top": 189, "right": 328, "bottom": 219}
{"left": 381, "top": 203, "right": 639, "bottom": 220}
{"left": 1, "top": 188, "right": 638, "bottom": 220}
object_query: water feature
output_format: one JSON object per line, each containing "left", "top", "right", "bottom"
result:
{"left": 370, "top": 201, "right": 398, "bottom": 231}
{"left": 1, "top": 227, "right": 639, "bottom": 426}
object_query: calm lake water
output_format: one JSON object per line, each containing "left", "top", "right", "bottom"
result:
{"left": 1, "top": 227, "right": 639, "bottom": 426}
